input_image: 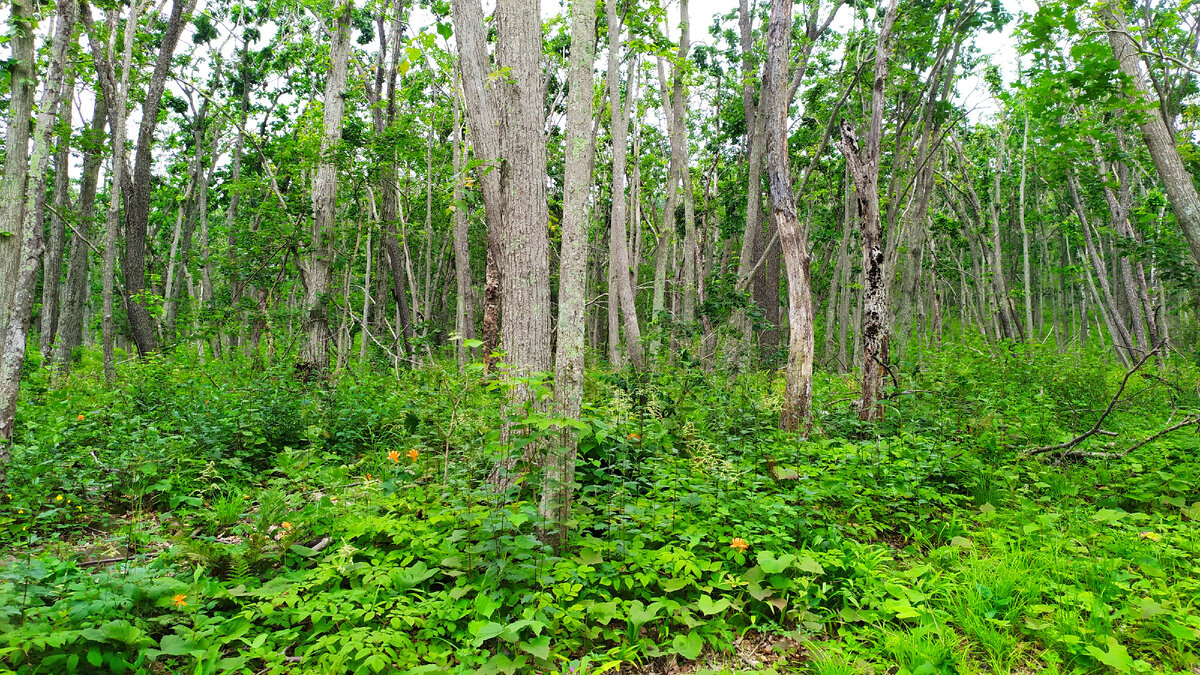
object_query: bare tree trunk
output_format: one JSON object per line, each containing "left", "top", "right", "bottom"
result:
{"left": 606, "top": 14, "right": 644, "bottom": 369}
{"left": 1067, "top": 171, "right": 1135, "bottom": 364}
{"left": 540, "top": 0, "right": 597, "bottom": 545}
{"left": 764, "top": 0, "right": 814, "bottom": 432}
{"left": 1019, "top": 110, "right": 1034, "bottom": 338}
{"left": 57, "top": 96, "right": 107, "bottom": 368}
{"left": 0, "top": 0, "right": 77, "bottom": 453}
{"left": 836, "top": 0, "right": 899, "bottom": 422}
{"left": 0, "top": 0, "right": 36, "bottom": 350}
{"left": 120, "top": 0, "right": 197, "bottom": 357}
{"left": 82, "top": 4, "right": 138, "bottom": 383}
{"left": 451, "top": 79, "right": 476, "bottom": 369}
{"left": 298, "top": 0, "right": 352, "bottom": 377}
{"left": 40, "top": 76, "right": 75, "bottom": 359}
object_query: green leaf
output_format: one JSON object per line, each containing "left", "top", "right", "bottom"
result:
{"left": 471, "top": 621, "right": 504, "bottom": 646}
{"left": 628, "top": 600, "right": 663, "bottom": 627}
{"left": 756, "top": 551, "right": 795, "bottom": 574}
{"left": 520, "top": 635, "right": 551, "bottom": 660}
{"left": 1092, "top": 508, "right": 1126, "bottom": 524}
{"left": 696, "top": 594, "right": 731, "bottom": 616}
{"left": 1085, "top": 637, "right": 1133, "bottom": 670}
{"left": 86, "top": 649, "right": 102, "bottom": 667}
{"left": 797, "top": 556, "right": 824, "bottom": 575}
{"left": 672, "top": 632, "right": 704, "bottom": 660}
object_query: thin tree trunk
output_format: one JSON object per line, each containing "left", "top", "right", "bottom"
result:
{"left": 604, "top": 8, "right": 643, "bottom": 369}
{"left": 57, "top": 95, "right": 107, "bottom": 367}
{"left": 40, "top": 76, "right": 75, "bottom": 358}
{"left": 1019, "top": 110, "right": 1033, "bottom": 338}
{"left": 452, "top": 79, "right": 476, "bottom": 368}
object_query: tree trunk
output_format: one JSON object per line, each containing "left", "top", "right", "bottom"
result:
{"left": 606, "top": 12, "right": 644, "bottom": 369}
{"left": 0, "top": 0, "right": 36, "bottom": 350}
{"left": 764, "top": 0, "right": 814, "bottom": 432}
{"left": 0, "top": 0, "right": 77, "bottom": 453}
{"left": 452, "top": 78, "right": 476, "bottom": 369}
{"left": 57, "top": 95, "right": 107, "bottom": 368}
{"left": 298, "top": 0, "right": 352, "bottom": 377}
{"left": 836, "top": 0, "right": 899, "bottom": 422}
{"left": 540, "top": 0, "right": 597, "bottom": 545}
{"left": 40, "top": 76, "right": 75, "bottom": 358}
{"left": 121, "top": 0, "right": 197, "bottom": 357}
{"left": 1018, "top": 110, "right": 1033, "bottom": 338}
{"left": 1098, "top": 3, "right": 1200, "bottom": 269}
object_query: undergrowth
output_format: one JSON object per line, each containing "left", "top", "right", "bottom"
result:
{"left": 0, "top": 341, "right": 1198, "bottom": 674}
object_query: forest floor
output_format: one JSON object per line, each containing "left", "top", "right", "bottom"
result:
{"left": 1, "top": 342, "right": 1199, "bottom": 674}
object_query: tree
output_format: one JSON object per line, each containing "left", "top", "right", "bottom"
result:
{"left": 298, "top": 0, "right": 353, "bottom": 376}
{"left": 1096, "top": 1, "right": 1200, "bottom": 270}
{"left": 540, "top": 0, "right": 599, "bottom": 545}
{"left": 837, "top": 0, "right": 899, "bottom": 422}
{"left": 763, "top": 0, "right": 814, "bottom": 432}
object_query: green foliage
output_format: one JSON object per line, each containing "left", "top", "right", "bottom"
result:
{"left": 1, "top": 345, "right": 1198, "bottom": 673}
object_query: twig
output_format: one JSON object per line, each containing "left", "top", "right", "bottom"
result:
{"left": 1029, "top": 342, "right": 1163, "bottom": 456}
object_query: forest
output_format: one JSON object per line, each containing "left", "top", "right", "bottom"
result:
{"left": 0, "top": 0, "right": 1199, "bottom": 671}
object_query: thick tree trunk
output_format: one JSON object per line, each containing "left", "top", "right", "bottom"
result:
{"left": 121, "top": 0, "right": 197, "bottom": 357}
{"left": 836, "top": 0, "right": 899, "bottom": 422}
{"left": 540, "top": 0, "right": 597, "bottom": 545}
{"left": 764, "top": 0, "right": 814, "bottom": 432}
{"left": 0, "top": 0, "right": 77, "bottom": 452}
{"left": 0, "top": 0, "right": 36, "bottom": 351}
{"left": 298, "top": 1, "right": 352, "bottom": 377}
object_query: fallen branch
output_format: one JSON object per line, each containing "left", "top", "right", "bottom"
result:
{"left": 1029, "top": 342, "right": 1163, "bottom": 457}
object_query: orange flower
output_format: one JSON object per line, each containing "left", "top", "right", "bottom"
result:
{"left": 729, "top": 537, "right": 749, "bottom": 552}
{"left": 627, "top": 433, "right": 640, "bottom": 441}
{"left": 364, "top": 473, "right": 373, "bottom": 481}
{"left": 172, "top": 594, "right": 188, "bottom": 608}
{"left": 407, "top": 449, "right": 419, "bottom": 461}
{"left": 281, "top": 521, "right": 293, "bottom": 531}
{"left": 77, "top": 415, "right": 85, "bottom": 421}
{"left": 387, "top": 450, "right": 400, "bottom": 463}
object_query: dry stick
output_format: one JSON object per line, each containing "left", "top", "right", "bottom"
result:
{"left": 1029, "top": 341, "right": 1164, "bottom": 456}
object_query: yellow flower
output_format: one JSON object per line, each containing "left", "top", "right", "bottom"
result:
{"left": 387, "top": 450, "right": 401, "bottom": 463}
{"left": 407, "top": 449, "right": 419, "bottom": 461}
{"left": 55, "top": 494, "right": 63, "bottom": 502}
{"left": 77, "top": 506, "right": 82, "bottom": 512}
{"left": 1138, "top": 531, "right": 1161, "bottom": 542}
{"left": 281, "top": 521, "right": 293, "bottom": 531}
{"left": 18, "top": 509, "right": 24, "bottom": 515}
{"left": 729, "top": 537, "right": 749, "bottom": 552}
{"left": 172, "top": 594, "right": 188, "bottom": 608}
